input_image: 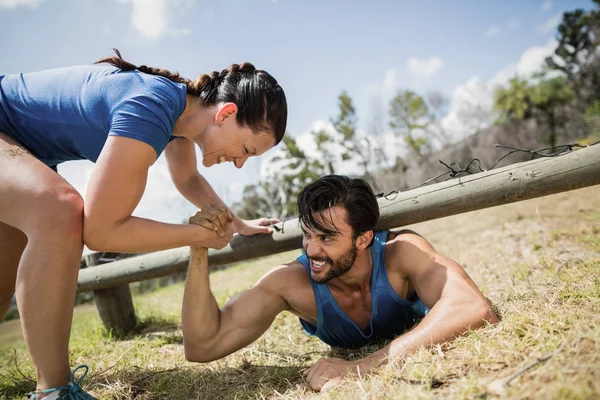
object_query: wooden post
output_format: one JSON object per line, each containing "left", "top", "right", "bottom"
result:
{"left": 85, "top": 253, "right": 137, "bottom": 337}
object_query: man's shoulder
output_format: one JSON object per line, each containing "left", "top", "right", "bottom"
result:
{"left": 385, "top": 229, "right": 435, "bottom": 249}
{"left": 255, "top": 258, "right": 311, "bottom": 294}
{"left": 255, "top": 258, "right": 317, "bottom": 320}
{"left": 384, "top": 229, "right": 437, "bottom": 271}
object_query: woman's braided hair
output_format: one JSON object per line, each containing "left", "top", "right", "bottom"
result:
{"left": 95, "top": 49, "right": 287, "bottom": 144}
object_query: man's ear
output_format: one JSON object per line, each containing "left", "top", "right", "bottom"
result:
{"left": 356, "top": 231, "right": 374, "bottom": 250}
{"left": 214, "top": 102, "right": 238, "bottom": 125}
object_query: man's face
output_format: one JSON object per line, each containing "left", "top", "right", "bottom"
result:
{"left": 301, "top": 206, "right": 358, "bottom": 283}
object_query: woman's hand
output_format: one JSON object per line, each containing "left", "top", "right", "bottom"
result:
{"left": 234, "top": 217, "right": 281, "bottom": 236}
{"left": 188, "top": 204, "right": 235, "bottom": 250}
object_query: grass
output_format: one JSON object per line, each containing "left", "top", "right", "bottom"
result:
{"left": 1, "top": 186, "right": 599, "bottom": 399}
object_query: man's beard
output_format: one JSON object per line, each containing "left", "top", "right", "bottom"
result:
{"left": 310, "top": 244, "right": 357, "bottom": 283}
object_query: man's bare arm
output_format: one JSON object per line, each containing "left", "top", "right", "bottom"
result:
{"left": 365, "top": 233, "right": 498, "bottom": 366}
{"left": 182, "top": 247, "right": 290, "bottom": 363}
{"left": 304, "top": 232, "right": 498, "bottom": 391}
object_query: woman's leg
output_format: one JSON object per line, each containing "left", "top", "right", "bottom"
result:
{"left": 0, "top": 222, "right": 27, "bottom": 318}
{"left": 0, "top": 133, "right": 84, "bottom": 392}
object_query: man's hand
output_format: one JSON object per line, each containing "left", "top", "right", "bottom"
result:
{"left": 303, "top": 357, "right": 375, "bottom": 392}
{"left": 188, "top": 204, "right": 235, "bottom": 250}
{"left": 234, "top": 217, "right": 280, "bottom": 236}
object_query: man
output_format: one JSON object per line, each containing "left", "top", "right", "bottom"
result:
{"left": 182, "top": 175, "right": 499, "bottom": 392}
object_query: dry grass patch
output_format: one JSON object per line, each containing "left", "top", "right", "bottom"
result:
{"left": 1, "top": 186, "right": 599, "bottom": 399}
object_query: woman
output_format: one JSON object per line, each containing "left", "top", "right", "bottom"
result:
{"left": 0, "top": 49, "right": 287, "bottom": 399}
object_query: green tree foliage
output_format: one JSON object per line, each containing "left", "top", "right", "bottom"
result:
{"left": 311, "top": 129, "right": 337, "bottom": 174}
{"left": 545, "top": 9, "right": 594, "bottom": 79}
{"left": 494, "top": 77, "right": 534, "bottom": 121}
{"left": 585, "top": 100, "right": 600, "bottom": 135}
{"left": 545, "top": 3, "right": 600, "bottom": 102}
{"left": 494, "top": 76, "right": 574, "bottom": 146}
{"left": 426, "top": 91, "right": 452, "bottom": 145}
{"left": 236, "top": 136, "right": 322, "bottom": 220}
{"left": 531, "top": 76, "right": 575, "bottom": 146}
{"left": 331, "top": 90, "right": 374, "bottom": 176}
{"left": 388, "top": 90, "right": 430, "bottom": 157}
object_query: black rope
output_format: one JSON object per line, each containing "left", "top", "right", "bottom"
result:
{"left": 376, "top": 140, "right": 600, "bottom": 200}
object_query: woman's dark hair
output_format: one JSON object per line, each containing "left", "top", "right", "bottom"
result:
{"left": 95, "top": 48, "right": 287, "bottom": 144}
{"left": 297, "top": 175, "right": 379, "bottom": 246}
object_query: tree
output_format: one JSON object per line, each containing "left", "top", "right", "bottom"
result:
{"left": 268, "top": 136, "right": 323, "bottom": 217}
{"left": 545, "top": 9, "right": 594, "bottom": 79}
{"left": 545, "top": 4, "right": 600, "bottom": 102}
{"left": 425, "top": 91, "right": 452, "bottom": 146}
{"left": 585, "top": 99, "right": 600, "bottom": 136}
{"left": 494, "top": 75, "right": 575, "bottom": 146}
{"left": 235, "top": 184, "right": 270, "bottom": 220}
{"left": 311, "top": 129, "right": 337, "bottom": 175}
{"left": 331, "top": 90, "right": 371, "bottom": 176}
{"left": 494, "top": 77, "right": 534, "bottom": 121}
{"left": 389, "top": 90, "right": 430, "bottom": 157}
{"left": 235, "top": 134, "right": 324, "bottom": 220}
{"left": 530, "top": 76, "right": 575, "bottom": 146}
{"left": 367, "top": 96, "right": 386, "bottom": 138}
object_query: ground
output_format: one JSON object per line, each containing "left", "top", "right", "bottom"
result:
{"left": 0, "top": 185, "right": 599, "bottom": 399}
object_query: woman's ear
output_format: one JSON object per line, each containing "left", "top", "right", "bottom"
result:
{"left": 356, "top": 231, "right": 374, "bottom": 250}
{"left": 214, "top": 102, "right": 238, "bottom": 125}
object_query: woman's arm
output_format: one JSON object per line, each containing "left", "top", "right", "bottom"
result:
{"left": 83, "top": 136, "right": 233, "bottom": 252}
{"left": 165, "top": 138, "right": 277, "bottom": 235}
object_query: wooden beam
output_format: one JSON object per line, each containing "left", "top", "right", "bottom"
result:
{"left": 77, "top": 144, "right": 600, "bottom": 292}
{"left": 86, "top": 255, "right": 137, "bottom": 337}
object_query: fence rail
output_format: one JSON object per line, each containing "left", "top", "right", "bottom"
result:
{"left": 76, "top": 143, "right": 600, "bottom": 335}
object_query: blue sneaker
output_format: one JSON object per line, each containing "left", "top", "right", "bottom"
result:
{"left": 27, "top": 365, "right": 96, "bottom": 399}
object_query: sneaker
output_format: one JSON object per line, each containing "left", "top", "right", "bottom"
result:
{"left": 27, "top": 365, "right": 96, "bottom": 399}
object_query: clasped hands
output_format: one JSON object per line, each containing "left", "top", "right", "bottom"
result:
{"left": 188, "top": 204, "right": 279, "bottom": 250}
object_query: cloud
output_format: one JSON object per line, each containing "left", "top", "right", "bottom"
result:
{"left": 485, "top": 25, "right": 502, "bottom": 37}
{"left": 168, "top": 27, "right": 191, "bottom": 37}
{"left": 364, "top": 68, "right": 400, "bottom": 101}
{"left": 440, "top": 38, "right": 557, "bottom": 142}
{"left": 489, "top": 37, "right": 557, "bottom": 85}
{"left": 440, "top": 77, "right": 495, "bottom": 142}
{"left": 364, "top": 57, "right": 443, "bottom": 103}
{"left": 538, "top": 11, "right": 562, "bottom": 35}
{"left": 407, "top": 57, "right": 444, "bottom": 78}
{"left": 507, "top": 19, "right": 519, "bottom": 30}
{"left": 485, "top": 20, "right": 520, "bottom": 38}
{"left": 541, "top": 1, "right": 552, "bottom": 12}
{"left": 119, "top": 0, "right": 194, "bottom": 40}
{"left": 260, "top": 120, "right": 402, "bottom": 183}
{"left": 0, "top": 0, "right": 44, "bottom": 9}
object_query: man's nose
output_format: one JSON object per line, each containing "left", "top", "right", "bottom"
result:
{"left": 304, "top": 239, "right": 322, "bottom": 258}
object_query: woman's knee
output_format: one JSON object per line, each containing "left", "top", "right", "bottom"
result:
{"left": 31, "top": 186, "right": 84, "bottom": 239}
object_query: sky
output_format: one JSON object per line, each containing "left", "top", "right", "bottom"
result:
{"left": 0, "top": 0, "right": 595, "bottom": 224}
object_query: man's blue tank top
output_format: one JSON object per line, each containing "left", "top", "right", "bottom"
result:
{"left": 0, "top": 65, "right": 187, "bottom": 167}
{"left": 297, "top": 231, "right": 429, "bottom": 348}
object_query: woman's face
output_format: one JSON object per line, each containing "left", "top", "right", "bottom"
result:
{"left": 196, "top": 103, "right": 276, "bottom": 168}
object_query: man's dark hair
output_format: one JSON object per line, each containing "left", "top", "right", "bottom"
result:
{"left": 297, "top": 175, "right": 379, "bottom": 245}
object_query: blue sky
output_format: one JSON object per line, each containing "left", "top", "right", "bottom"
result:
{"left": 0, "top": 0, "right": 594, "bottom": 223}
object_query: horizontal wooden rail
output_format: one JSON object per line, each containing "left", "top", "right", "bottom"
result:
{"left": 77, "top": 144, "right": 600, "bottom": 293}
